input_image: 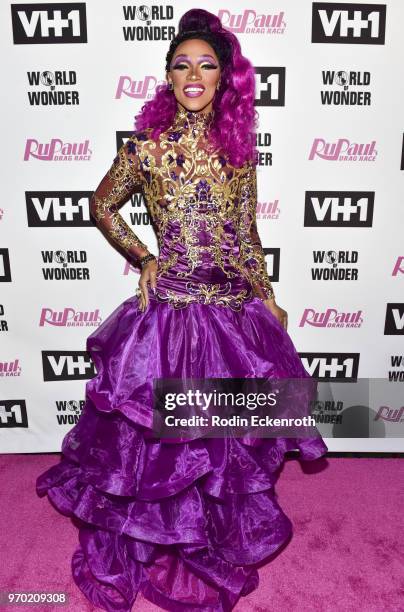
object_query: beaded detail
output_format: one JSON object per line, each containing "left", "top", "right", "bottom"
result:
{"left": 90, "top": 106, "right": 275, "bottom": 309}
{"left": 154, "top": 281, "right": 254, "bottom": 312}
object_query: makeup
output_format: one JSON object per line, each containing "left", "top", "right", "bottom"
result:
{"left": 183, "top": 84, "right": 205, "bottom": 98}
{"left": 171, "top": 54, "right": 219, "bottom": 70}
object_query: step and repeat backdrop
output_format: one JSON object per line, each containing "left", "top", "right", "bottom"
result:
{"left": 1, "top": 1, "right": 403, "bottom": 453}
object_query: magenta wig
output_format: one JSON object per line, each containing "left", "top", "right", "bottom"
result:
{"left": 134, "top": 8, "right": 259, "bottom": 168}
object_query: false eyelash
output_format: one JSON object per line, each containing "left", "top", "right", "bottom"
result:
{"left": 172, "top": 63, "right": 218, "bottom": 70}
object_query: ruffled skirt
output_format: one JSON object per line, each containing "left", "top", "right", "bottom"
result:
{"left": 36, "top": 292, "right": 328, "bottom": 612}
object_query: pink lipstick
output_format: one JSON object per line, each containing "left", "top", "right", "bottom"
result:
{"left": 183, "top": 84, "right": 205, "bottom": 98}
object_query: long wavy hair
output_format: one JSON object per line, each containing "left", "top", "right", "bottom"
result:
{"left": 134, "top": 8, "right": 258, "bottom": 168}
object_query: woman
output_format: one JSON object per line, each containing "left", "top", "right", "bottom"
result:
{"left": 36, "top": 8, "right": 328, "bottom": 612}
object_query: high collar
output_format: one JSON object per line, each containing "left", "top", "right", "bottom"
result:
{"left": 172, "top": 106, "right": 215, "bottom": 134}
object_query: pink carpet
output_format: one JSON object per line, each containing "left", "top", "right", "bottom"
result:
{"left": 0, "top": 453, "right": 403, "bottom": 612}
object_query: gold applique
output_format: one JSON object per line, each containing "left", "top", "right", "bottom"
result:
{"left": 155, "top": 282, "right": 253, "bottom": 312}
{"left": 138, "top": 123, "right": 243, "bottom": 283}
{"left": 90, "top": 141, "right": 149, "bottom": 258}
{"left": 91, "top": 108, "right": 275, "bottom": 307}
{"left": 236, "top": 161, "right": 275, "bottom": 301}
{"left": 92, "top": 196, "right": 148, "bottom": 253}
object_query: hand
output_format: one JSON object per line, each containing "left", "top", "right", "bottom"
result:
{"left": 263, "top": 298, "right": 288, "bottom": 330}
{"left": 138, "top": 258, "right": 158, "bottom": 312}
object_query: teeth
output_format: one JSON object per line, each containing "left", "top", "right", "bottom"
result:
{"left": 185, "top": 87, "right": 204, "bottom": 92}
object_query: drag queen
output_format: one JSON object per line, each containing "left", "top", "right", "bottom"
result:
{"left": 36, "top": 8, "right": 328, "bottom": 612}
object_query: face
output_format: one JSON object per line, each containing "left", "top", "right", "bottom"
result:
{"left": 167, "top": 38, "right": 221, "bottom": 114}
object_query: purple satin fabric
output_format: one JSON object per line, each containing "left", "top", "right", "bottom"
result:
{"left": 154, "top": 235, "right": 255, "bottom": 309}
{"left": 154, "top": 265, "right": 254, "bottom": 306}
{"left": 36, "top": 294, "right": 328, "bottom": 612}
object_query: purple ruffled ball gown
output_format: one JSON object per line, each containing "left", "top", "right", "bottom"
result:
{"left": 36, "top": 107, "right": 328, "bottom": 612}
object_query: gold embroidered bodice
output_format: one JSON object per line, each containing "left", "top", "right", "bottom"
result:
{"left": 90, "top": 106, "right": 275, "bottom": 310}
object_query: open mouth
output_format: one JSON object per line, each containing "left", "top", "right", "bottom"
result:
{"left": 183, "top": 85, "right": 205, "bottom": 97}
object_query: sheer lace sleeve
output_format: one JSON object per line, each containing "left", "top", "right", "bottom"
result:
{"left": 238, "top": 161, "right": 275, "bottom": 301}
{"left": 89, "top": 136, "right": 152, "bottom": 264}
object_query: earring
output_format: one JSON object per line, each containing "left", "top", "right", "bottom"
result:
{"left": 168, "top": 82, "right": 173, "bottom": 90}
{"left": 216, "top": 81, "right": 221, "bottom": 90}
